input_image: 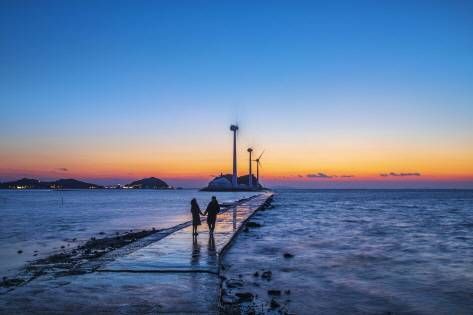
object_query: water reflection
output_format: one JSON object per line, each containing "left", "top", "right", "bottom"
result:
{"left": 208, "top": 233, "right": 216, "bottom": 256}
{"left": 190, "top": 236, "right": 201, "bottom": 266}
{"left": 232, "top": 207, "right": 237, "bottom": 231}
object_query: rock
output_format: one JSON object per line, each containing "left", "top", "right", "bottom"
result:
{"left": 285, "top": 289, "right": 291, "bottom": 295}
{"left": 246, "top": 221, "right": 262, "bottom": 228}
{"left": 253, "top": 271, "right": 259, "bottom": 277}
{"left": 226, "top": 279, "right": 244, "bottom": 288}
{"left": 283, "top": 253, "right": 294, "bottom": 258}
{"left": 98, "top": 231, "right": 105, "bottom": 235}
{"left": 221, "top": 294, "right": 238, "bottom": 305}
{"left": 243, "top": 227, "right": 249, "bottom": 232}
{"left": 0, "top": 277, "right": 25, "bottom": 287}
{"left": 235, "top": 292, "right": 254, "bottom": 302}
{"left": 261, "top": 270, "right": 272, "bottom": 280}
{"left": 268, "top": 289, "right": 281, "bottom": 296}
{"left": 270, "top": 298, "right": 280, "bottom": 308}
{"left": 17, "top": 250, "right": 22, "bottom": 254}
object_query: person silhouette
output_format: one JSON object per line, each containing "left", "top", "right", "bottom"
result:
{"left": 204, "top": 196, "right": 220, "bottom": 234}
{"left": 190, "top": 198, "right": 204, "bottom": 236}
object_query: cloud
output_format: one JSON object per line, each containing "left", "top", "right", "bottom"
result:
{"left": 307, "top": 173, "right": 333, "bottom": 179}
{"left": 380, "top": 172, "right": 421, "bottom": 177}
{"left": 306, "top": 173, "right": 355, "bottom": 179}
{"left": 297, "top": 175, "right": 303, "bottom": 178}
{"left": 55, "top": 168, "right": 68, "bottom": 172}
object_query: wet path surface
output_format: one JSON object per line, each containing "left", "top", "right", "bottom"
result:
{"left": 0, "top": 193, "right": 273, "bottom": 314}
{"left": 100, "top": 193, "right": 272, "bottom": 274}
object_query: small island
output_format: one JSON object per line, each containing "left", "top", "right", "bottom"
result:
{"left": 124, "top": 177, "right": 171, "bottom": 189}
{"left": 201, "top": 174, "right": 265, "bottom": 191}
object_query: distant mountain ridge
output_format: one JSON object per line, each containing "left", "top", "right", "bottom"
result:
{"left": 0, "top": 178, "right": 103, "bottom": 189}
{"left": 124, "top": 177, "right": 170, "bottom": 189}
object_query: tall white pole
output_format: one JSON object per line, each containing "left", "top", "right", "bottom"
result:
{"left": 248, "top": 149, "right": 253, "bottom": 188}
{"left": 230, "top": 125, "right": 238, "bottom": 188}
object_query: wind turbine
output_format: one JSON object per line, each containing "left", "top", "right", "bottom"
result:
{"left": 247, "top": 147, "right": 253, "bottom": 188}
{"left": 230, "top": 124, "right": 239, "bottom": 188}
{"left": 253, "top": 150, "right": 264, "bottom": 185}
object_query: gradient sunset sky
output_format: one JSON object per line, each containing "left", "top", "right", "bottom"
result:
{"left": 1, "top": 1, "right": 472, "bottom": 188}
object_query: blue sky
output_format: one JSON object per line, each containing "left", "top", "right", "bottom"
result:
{"left": 1, "top": 1, "right": 472, "bottom": 187}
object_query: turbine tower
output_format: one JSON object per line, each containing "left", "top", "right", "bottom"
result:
{"left": 253, "top": 150, "right": 264, "bottom": 185}
{"left": 247, "top": 147, "right": 253, "bottom": 188}
{"left": 230, "top": 124, "right": 239, "bottom": 188}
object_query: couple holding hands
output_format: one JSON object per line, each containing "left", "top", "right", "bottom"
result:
{"left": 190, "top": 196, "right": 220, "bottom": 236}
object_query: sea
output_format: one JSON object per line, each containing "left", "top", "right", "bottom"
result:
{"left": 0, "top": 189, "right": 256, "bottom": 278}
{"left": 1, "top": 189, "right": 472, "bottom": 313}
{"left": 224, "top": 189, "right": 473, "bottom": 314}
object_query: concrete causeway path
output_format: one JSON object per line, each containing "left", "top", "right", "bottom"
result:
{"left": 99, "top": 192, "right": 273, "bottom": 274}
{"left": 0, "top": 192, "right": 273, "bottom": 314}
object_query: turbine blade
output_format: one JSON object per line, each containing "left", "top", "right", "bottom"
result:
{"left": 257, "top": 150, "right": 265, "bottom": 160}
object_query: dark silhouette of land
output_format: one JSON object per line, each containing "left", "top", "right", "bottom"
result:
{"left": 202, "top": 174, "right": 266, "bottom": 191}
{"left": 0, "top": 176, "right": 171, "bottom": 190}
{"left": 0, "top": 178, "right": 103, "bottom": 189}
{"left": 124, "top": 177, "right": 170, "bottom": 189}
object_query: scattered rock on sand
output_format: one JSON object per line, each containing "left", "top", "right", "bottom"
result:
{"left": 235, "top": 292, "right": 254, "bottom": 302}
{"left": 270, "top": 298, "right": 280, "bottom": 308}
{"left": 261, "top": 270, "right": 272, "bottom": 280}
{"left": 0, "top": 277, "right": 25, "bottom": 287}
{"left": 246, "top": 221, "right": 262, "bottom": 228}
{"left": 226, "top": 279, "right": 244, "bottom": 288}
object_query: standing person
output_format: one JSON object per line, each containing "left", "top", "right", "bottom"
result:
{"left": 190, "top": 198, "right": 204, "bottom": 236}
{"left": 204, "top": 196, "right": 220, "bottom": 234}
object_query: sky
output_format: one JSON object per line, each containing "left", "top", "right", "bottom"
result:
{"left": 1, "top": 0, "right": 472, "bottom": 188}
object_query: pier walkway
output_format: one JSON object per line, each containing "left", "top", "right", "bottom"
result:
{"left": 99, "top": 192, "right": 273, "bottom": 274}
{"left": 0, "top": 192, "right": 273, "bottom": 314}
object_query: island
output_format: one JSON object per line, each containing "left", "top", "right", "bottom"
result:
{"left": 124, "top": 177, "right": 171, "bottom": 189}
{"left": 0, "top": 178, "right": 103, "bottom": 189}
{"left": 201, "top": 173, "right": 265, "bottom": 191}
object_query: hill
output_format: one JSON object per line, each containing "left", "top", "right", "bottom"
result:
{"left": 124, "top": 177, "right": 170, "bottom": 189}
{"left": 0, "top": 178, "right": 103, "bottom": 189}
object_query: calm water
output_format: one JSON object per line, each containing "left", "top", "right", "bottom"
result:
{"left": 0, "top": 189, "right": 255, "bottom": 277}
{"left": 224, "top": 189, "right": 473, "bottom": 314}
